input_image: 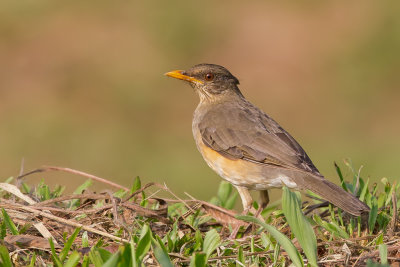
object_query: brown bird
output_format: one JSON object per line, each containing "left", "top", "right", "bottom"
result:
{"left": 165, "top": 63, "right": 369, "bottom": 216}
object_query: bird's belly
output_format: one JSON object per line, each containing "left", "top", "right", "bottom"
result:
{"left": 197, "top": 141, "right": 298, "bottom": 190}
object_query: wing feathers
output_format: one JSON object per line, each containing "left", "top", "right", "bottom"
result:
{"left": 199, "top": 100, "right": 320, "bottom": 175}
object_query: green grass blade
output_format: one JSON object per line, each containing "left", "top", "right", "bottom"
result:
{"left": 1, "top": 208, "right": 19, "bottom": 235}
{"left": 334, "top": 162, "right": 348, "bottom": 191}
{"left": 359, "top": 178, "right": 370, "bottom": 202}
{"left": 28, "top": 252, "right": 37, "bottom": 267}
{"left": 368, "top": 200, "right": 378, "bottom": 233}
{"left": 60, "top": 227, "right": 81, "bottom": 262}
{"left": 273, "top": 243, "right": 281, "bottom": 265}
{"left": 202, "top": 229, "right": 220, "bottom": 259}
{"left": 0, "top": 221, "right": 6, "bottom": 239}
{"left": 237, "top": 245, "right": 244, "bottom": 265}
{"left": 282, "top": 187, "right": 317, "bottom": 267}
{"left": 0, "top": 245, "right": 12, "bottom": 267}
{"left": 63, "top": 251, "right": 81, "bottom": 267}
{"left": 49, "top": 238, "right": 63, "bottom": 267}
{"left": 237, "top": 215, "right": 303, "bottom": 267}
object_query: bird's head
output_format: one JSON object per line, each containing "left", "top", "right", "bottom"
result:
{"left": 165, "top": 64, "right": 242, "bottom": 101}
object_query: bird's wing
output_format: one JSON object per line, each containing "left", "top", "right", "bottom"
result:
{"left": 198, "top": 102, "right": 320, "bottom": 174}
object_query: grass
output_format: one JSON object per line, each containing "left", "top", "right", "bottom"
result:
{"left": 0, "top": 162, "right": 399, "bottom": 266}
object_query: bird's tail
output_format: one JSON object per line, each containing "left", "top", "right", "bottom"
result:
{"left": 298, "top": 174, "right": 370, "bottom": 216}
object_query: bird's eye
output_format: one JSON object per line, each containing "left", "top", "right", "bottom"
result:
{"left": 204, "top": 73, "right": 214, "bottom": 81}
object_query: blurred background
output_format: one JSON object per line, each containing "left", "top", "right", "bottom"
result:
{"left": 1, "top": 1, "right": 399, "bottom": 203}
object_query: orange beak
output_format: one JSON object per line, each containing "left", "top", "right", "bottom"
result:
{"left": 164, "top": 70, "right": 203, "bottom": 84}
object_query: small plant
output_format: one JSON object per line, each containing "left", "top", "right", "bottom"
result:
{"left": 0, "top": 162, "right": 398, "bottom": 265}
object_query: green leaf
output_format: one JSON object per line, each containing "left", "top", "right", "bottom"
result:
{"left": 136, "top": 225, "right": 151, "bottom": 262}
{"left": 113, "top": 189, "right": 127, "bottom": 199}
{"left": 97, "top": 248, "right": 113, "bottom": 262}
{"left": 237, "top": 215, "right": 303, "bottom": 267}
{"left": 193, "top": 230, "right": 202, "bottom": 251}
{"left": 63, "top": 251, "right": 81, "bottom": 267}
{"left": 38, "top": 182, "right": 51, "bottom": 201}
{"left": 225, "top": 191, "right": 238, "bottom": 210}
{"left": 0, "top": 245, "right": 12, "bottom": 267}
{"left": 102, "top": 250, "right": 121, "bottom": 267}
{"left": 282, "top": 187, "right": 318, "bottom": 267}
{"left": 217, "top": 181, "right": 231, "bottom": 204}
{"left": 366, "top": 259, "right": 390, "bottom": 267}
{"left": 70, "top": 179, "right": 93, "bottom": 208}
{"left": 132, "top": 176, "right": 141, "bottom": 193}
{"left": 385, "top": 182, "right": 396, "bottom": 206}
{"left": 157, "top": 235, "right": 169, "bottom": 254}
{"left": 81, "top": 255, "right": 90, "bottom": 267}
{"left": 313, "top": 215, "right": 349, "bottom": 239}
{"left": 73, "top": 179, "right": 93, "bottom": 194}
{"left": 153, "top": 245, "right": 174, "bottom": 267}
{"left": 21, "top": 182, "right": 31, "bottom": 194}
{"left": 60, "top": 227, "right": 81, "bottom": 262}
{"left": 189, "top": 253, "right": 206, "bottom": 267}
{"left": 89, "top": 249, "right": 104, "bottom": 267}
{"left": 375, "top": 233, "right": 384, "bottom": 245}
{"left": 260, "top": 232, "right": 273, "bottom": 250}
{"left": 19, "top": 223, "right": 31, "bottom": 235}
{"left": 3, "top": 177, "right": 13, "bottom": 184}
{"left": 379, "top": 244, "right": 388, "bottom": 265}
{"left": 202, "top": 229, "right": 220, "bottom": 259}
{"left": 128, "top": 237, "right": 138, "bottom": 267}
{"left": 1, "top": 208, "right": 19, "bottom": 235}
{"left": 82, "top": 231, "right": 89, "bottom": 247}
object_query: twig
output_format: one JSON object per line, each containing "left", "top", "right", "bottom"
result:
{"left": 32, "top": 193, "right": 109, "bottom": 207}
{"left": 18, "top": 166, "right": 129, "bottom": 191}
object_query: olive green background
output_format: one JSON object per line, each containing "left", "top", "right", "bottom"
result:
{"left": 1, "top": 1, "right": 399, "bottom": 202}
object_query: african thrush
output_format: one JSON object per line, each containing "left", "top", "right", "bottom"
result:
{"left": 165, "top": 63, "right": 369, "bottom": 216}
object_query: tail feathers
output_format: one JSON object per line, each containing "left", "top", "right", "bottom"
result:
{"left": 299, "top": 174, "right": 370, "bottom": 216}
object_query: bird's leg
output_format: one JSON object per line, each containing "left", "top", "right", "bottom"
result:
{"left": 235, "top": 186, "right": 256, "bottom": 214}
{"left": 255, "top": 190, "right": 269, "bottom": 218}
{"left": 244, "top": 190, "right": 269, "bottom": 237}
{"left": 229, "top": 186, "right": 255, "bottom": 239}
